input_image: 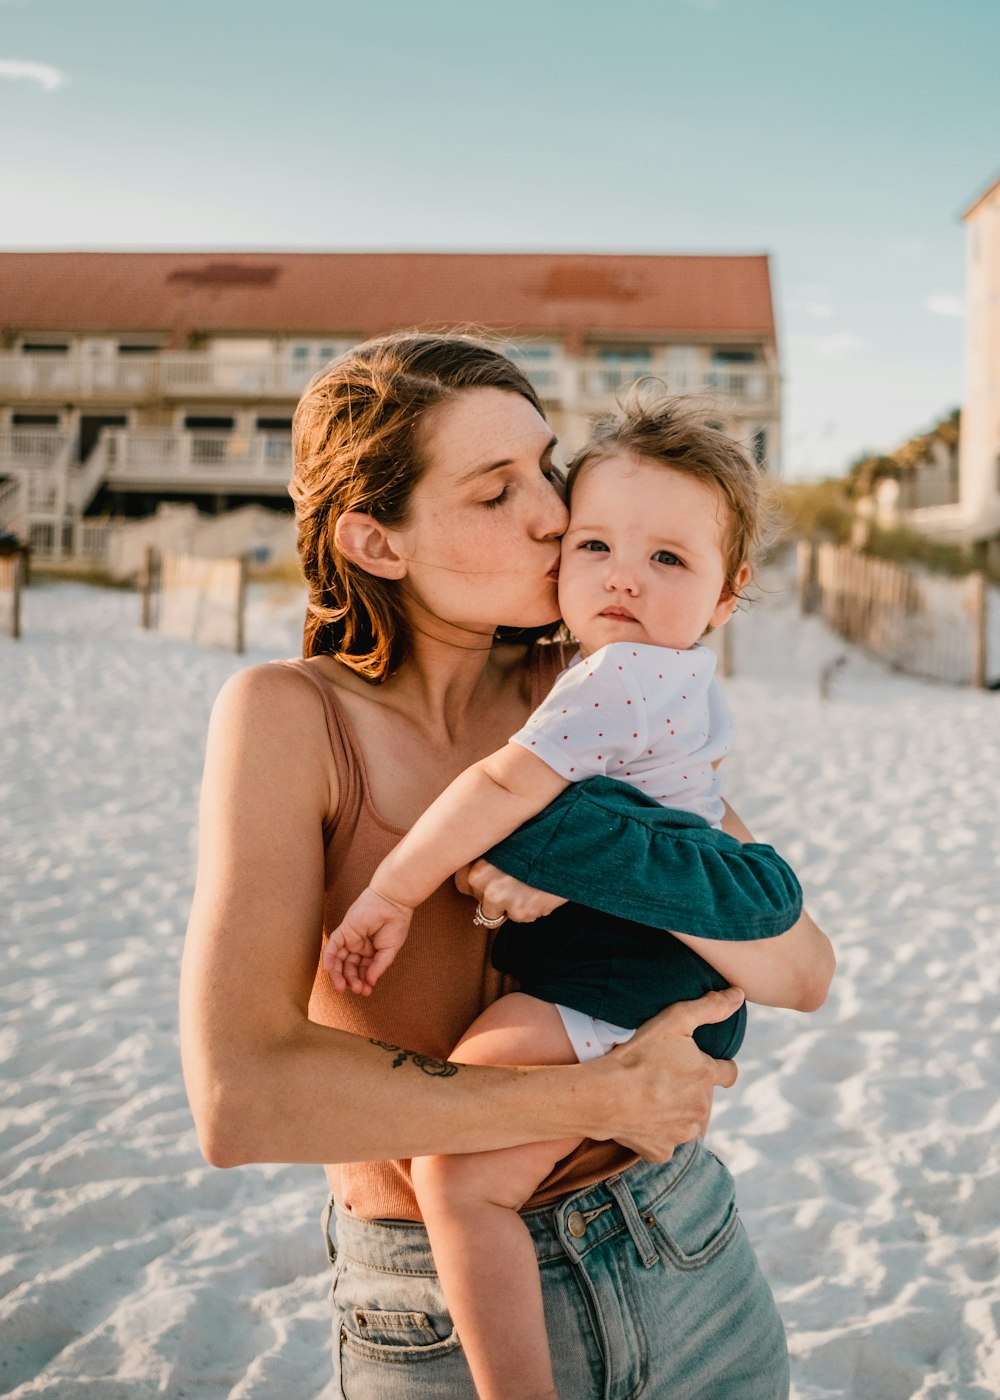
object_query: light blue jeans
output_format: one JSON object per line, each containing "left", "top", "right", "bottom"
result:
{"left": 322, "top": 1140, "right": 789, "bottom": 1399}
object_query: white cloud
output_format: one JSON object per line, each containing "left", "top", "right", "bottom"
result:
{"left": 790, "top": 332, "right": 862, "bottom": 359}
{"left": 0, "top": 59, "right": 67, "bottom": 92}
{"left": 924, "top": 293, "right": 964, "bottom": 318}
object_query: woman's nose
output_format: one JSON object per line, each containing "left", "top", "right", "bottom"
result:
{"left": 534, "top": 475, "right": 570, "bottom": 538}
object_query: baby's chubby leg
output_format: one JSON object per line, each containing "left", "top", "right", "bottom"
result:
{"left": 411, "top": 993, "right": 580, "bottom": 1400}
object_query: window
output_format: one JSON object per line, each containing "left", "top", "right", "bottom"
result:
{"left": 117, "top": 344, "right": 159, "bottom": 356}
{"left": 752, "top": 429, "right": 767, "bottom": 468}
{"left": 255, "top": 417, "right": 293, "bottom": 432}
{"left": 594, "top": 347, "right": 652, "bottom": 394}
{"left": 184, "top": 416, "right": 235, "bottom": 431}
{"left": 21, "top": 342, "right": 69, "bottom": 354}
{"left": 185, "top": 415, "right": 234, "bottom": 466}
{"left": 12, "top": 413, "right": 59, "bottom": 426}
{"left": 664, "top": 345, "right": 699, "bottom": 389}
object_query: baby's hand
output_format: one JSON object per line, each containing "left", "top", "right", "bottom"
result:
{"left": 322, "top": 887, "right": 414, "bottom": 995}
{"left": 458, "top": 860, "right": 568, "bottom": 923}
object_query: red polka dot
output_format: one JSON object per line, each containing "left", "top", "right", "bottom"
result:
{"left": 648, "top": 749, "right": 653, "bottom": 755}
{"left": 618, "top": 665, "right": 623, "bottom": 670}
{"left": 531, "top": 740, "right": 536, "bottom": 746}
{"left": 594, "top": 702, "right": 599, "bottom": 707}
{"left": 598, "top": 732, "right": 603, "bottom": 737}
{"left": 626, "top": 699, "right": 632, "bottom": 705}
{"left": 671, "top": 730, "right": 675, "bottom": 735}
{"left": 563, "top": 735, "right": 568, "bottom": 740}
{"left": 570, "top": 767, "right": 575, "bottom": 773}
{"left": 597, "top": 754, "right": 603, "bottom": 760}
{"left": 632, "top": 732, "right": 638, "bottom": 738}
{"left": 618, "top": 759, "right": 625, "bottom": 765}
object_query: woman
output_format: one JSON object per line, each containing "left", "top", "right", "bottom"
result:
{"left": 180, "top": 332, "right": 834, "bottom": 1399}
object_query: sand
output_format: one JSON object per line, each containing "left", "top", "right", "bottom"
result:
{"left": 1, "top": 569, "right": 998, "bottom": 1399}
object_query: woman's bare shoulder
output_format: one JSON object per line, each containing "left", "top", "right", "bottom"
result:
{"left": 208, "top": 661, "right": 339, "bottom": 815}
{"left": 212, "top": 659, "right": 328, "bottom": 732}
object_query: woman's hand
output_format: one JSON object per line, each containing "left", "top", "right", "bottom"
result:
{"left": 592, "top": 988, "right": 744, "bottom": 1160}
{"left": 322, "top": 887, "right": 414, "bottom": 995}
{"left": 456, "top": 859, "right": 568, "bottom": 923}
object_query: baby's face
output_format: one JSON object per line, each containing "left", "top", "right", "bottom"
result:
{"left": 557, "top": 450, "right": 739, "bottom": 656}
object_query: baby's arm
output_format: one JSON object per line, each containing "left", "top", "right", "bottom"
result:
{"left": 323, "top": 744, "right": 569, "bottom": 993}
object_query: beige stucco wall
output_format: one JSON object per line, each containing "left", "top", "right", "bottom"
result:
{"left": 961, "top": 182, "right": 1000, "bottom": 539}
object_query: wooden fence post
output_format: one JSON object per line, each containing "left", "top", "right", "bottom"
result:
{"left": 140, "top": 546, "right": 158, "bottom": 630}
{"left": 235, "top": 554, "right": 248, "bottom": 655}
{"left": 969, "top": 571, "right": 987, "bottom": 689}
{"left": 0, "top": 553, "right": 24, "bottom": 639}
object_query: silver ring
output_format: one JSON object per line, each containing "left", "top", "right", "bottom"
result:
{"left": 472, "top": 902, "right": 507, "bottom": 929}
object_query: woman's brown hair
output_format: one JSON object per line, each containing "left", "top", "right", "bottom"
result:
{"left": 290, "top": 331, "right": 544, "bottom": 679}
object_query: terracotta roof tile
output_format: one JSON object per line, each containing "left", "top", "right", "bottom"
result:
{"left": 0, "top": 251, "right": 775, "bottom": 342}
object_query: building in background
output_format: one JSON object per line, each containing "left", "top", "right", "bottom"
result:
{"left": 895, "top": 171, "right": 1000, "bottom": 566}
{"left": 0, "top": 252, "right": 781, "bottom": 559}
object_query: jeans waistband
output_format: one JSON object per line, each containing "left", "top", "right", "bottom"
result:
{"left": 327, "top": 1139, "right": 703, "bottom": 1273}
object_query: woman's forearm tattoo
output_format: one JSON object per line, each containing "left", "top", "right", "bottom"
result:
{"left": 370, "top": 1039, "right": 459, "bottom": 1077}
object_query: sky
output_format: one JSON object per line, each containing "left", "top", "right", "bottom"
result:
{"left": 2, "top": 0, "right": 998, "bottom": 480}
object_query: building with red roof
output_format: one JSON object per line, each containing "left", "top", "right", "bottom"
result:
{"left": 0, "top": 252, "right": 780, "bottom": 558}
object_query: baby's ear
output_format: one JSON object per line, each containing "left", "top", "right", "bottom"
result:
{"left": 334, "top": 512, "right": 407, "bottom": 580}
{"left": 709, "top": 562, "right": 751, "bottom": 628}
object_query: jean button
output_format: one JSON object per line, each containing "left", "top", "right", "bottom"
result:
{"left": 567, "top": 1210, "right": 587, "bottom": 1238}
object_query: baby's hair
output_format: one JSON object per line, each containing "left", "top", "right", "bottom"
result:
{"left": 565, "top": 379, "right": 780, "bottom": 597}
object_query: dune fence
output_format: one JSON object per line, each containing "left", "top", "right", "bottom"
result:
{"left": 797, "top": 540, "right": 990, "bottom": 687}
{"left": 141, "top": 547, "right": 247, "bottom": 653}
{"left": 0, "top": 549, "right": 26, "bottom": 639}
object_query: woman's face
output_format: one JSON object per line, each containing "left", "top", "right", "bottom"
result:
{"left": 390, "top": 388, "right": 568, "bottom": 637}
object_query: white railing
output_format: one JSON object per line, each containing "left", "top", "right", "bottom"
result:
{"left": 101, "top": 428, "right": 292, "bottom": 482}
{"left": 0, "top": 351, "right": 344, "bottom": 400}
{"left": 577, "top": 361, "right": 776, "bottom": 403}
{"left": 0, "top": 351, "right": 778, "bottom": 408}
{"left": 0, "top": 429, "right": 71, "bottom": 467}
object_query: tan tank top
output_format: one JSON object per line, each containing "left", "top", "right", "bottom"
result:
{"left": 276, "top": 643, "right": 638, "bottom": 1220}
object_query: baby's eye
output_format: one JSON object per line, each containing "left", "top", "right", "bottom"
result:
{"left": 653, "top": 550, "right": 682, "bottom": 566}
{"left": 482, "top": 486, "right": 510, "bottom": 509}
{"left": 581, "top": 539, "right": 610, "bottom": 553}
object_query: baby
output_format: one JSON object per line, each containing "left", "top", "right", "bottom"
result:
{"left": 324, "top": 387, "right": 798, "bottom": 1400}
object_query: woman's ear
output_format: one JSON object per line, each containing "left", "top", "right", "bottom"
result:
{"left": 708, "top": 562, "right": 751, "bottom": 629}
{"left": 334, "top": 512, "right": 407, "bottom": 580}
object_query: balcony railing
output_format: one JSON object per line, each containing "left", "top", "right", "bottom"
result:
{"left": 0, "top": 428, "right": 71, "bottom": 466}
{"left": 101, "top": 428, "right": 292, "bottom": 482}
{"left": 0, "top": 352, "right": 338, "bottom": 400}
{"left": 0, "top": 350, "right": 778, "bottom": 407}
{"left": 577, "top": 361, "right": 777, "bottom": 403}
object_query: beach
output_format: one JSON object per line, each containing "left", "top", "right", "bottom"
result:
{"left": 1, "top": 569, "right": 998, "bottom": 1399}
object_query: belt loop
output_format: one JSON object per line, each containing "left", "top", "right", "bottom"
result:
{"left": 606, "top": 1173, "right": 658, "bottom": 1269}
{"left": 320, "top": 1193, "right": 337, "bottom": 1266}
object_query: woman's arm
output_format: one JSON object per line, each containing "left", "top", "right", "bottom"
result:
{"left": 324, "top": 744, "right": 568, "bottom": 991}
{"left": 180, "top": 665, "right": 741, "bottom": 1167}
{"left": 666, "top": 800, "right": 835, "bottom": 1012}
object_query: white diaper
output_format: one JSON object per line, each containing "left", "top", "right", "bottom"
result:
{"left": 555, "top": 1004, "right": 636, "bottom": 1063}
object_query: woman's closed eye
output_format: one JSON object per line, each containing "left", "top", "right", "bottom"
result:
{"left": 482, "top": 485, "right": 510, "bottom": 509}
{"left": 653, "top": 549, "right": 683, "bottom": 566}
